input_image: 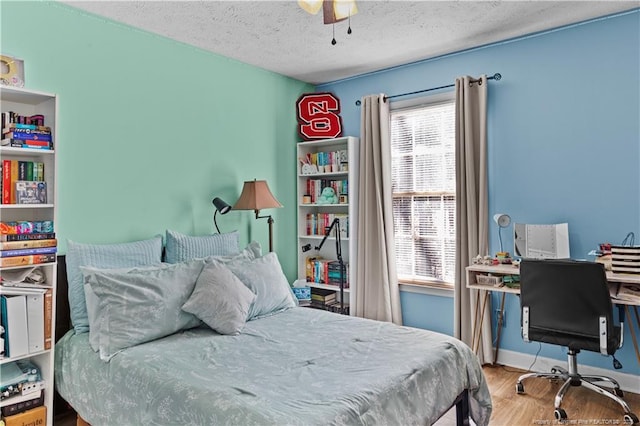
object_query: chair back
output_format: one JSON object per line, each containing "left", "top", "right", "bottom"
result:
{"left": 519, "top": 259, "right": 617, "bottom": 354}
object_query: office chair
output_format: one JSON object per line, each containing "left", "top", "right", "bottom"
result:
{"left": 516, "top": 259, "right": 638, "bottom": 425}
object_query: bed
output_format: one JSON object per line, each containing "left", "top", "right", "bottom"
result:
{"left": 53, "top": 234, "right": 492, "bottom": 426}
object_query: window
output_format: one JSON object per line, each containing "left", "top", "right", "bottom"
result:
{"left": 390, "top": 95, "right": 456, "bottom": 286}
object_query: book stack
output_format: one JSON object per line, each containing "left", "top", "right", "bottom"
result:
{"left": 0, "top": 221, "right": 56, "bottom": 268}
{"left": 0, "top": 360, "right": 46, "bottom": 422}
{"left": 611, "top": 245, "right": 640, "bottom": 274}
{"left": 310, "top": 288, "right": 337, "bottom": 309}
{"left": 1, "top": 112, "right": 53, "bottom": 150}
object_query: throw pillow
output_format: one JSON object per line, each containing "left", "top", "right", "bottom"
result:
{"left": 182, "top": 262, "right": 256, "bottom": 335}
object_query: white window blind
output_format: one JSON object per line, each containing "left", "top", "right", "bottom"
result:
{"left": 390, "top": 100, "right": 456, "bottom": 285}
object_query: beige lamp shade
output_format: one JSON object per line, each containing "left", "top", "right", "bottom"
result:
{"left": 233, "top": 180, "right": 282, "bottom": 211}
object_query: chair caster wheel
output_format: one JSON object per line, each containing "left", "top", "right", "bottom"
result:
{"left": 554, "top": 408, "right": 567, "bottom": 420}
{"left": 623, "top": 413, "right": 639, "bottom": 425}
{"left": 516, "top": 382, "right": 524, "bottom": 394}
{"left": 614, "top": 388, "right": 624, "bottom": 397}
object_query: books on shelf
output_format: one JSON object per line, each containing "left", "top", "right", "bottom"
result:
{"left": 1, "top": 160, "right": 47, "bottom": 204}
{"left": 305, "top": 256, "right": 349, "bottom": 287}
{"left": 299, "top": 149, "right": 348, "bottom": 175}
{"left": 305, "top": 213, "right": 348, "bottom": 237}
{"left": 304, "top": 179, "right": 348, "bottom": 204}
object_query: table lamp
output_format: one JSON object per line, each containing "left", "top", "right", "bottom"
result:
{"left": 233, "top": 179, "right": 282, "bottom": 252}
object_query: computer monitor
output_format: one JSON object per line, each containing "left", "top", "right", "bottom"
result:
{"left": 514, "top": 223, "right": 570, "bottom": 259}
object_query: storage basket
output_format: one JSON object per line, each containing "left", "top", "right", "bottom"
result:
{"left": 476, "top": 274, "right": 502, "bottom": 286}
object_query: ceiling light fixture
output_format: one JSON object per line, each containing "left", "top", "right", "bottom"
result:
{"left": 298, "top": 0, "right": 357, "bottom": 45}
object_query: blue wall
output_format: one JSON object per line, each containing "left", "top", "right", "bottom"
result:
{"left": 318, "top": 10, "right": 640, "bottom": 374}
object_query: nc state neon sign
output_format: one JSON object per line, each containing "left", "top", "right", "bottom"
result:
{"left": 296, "top": 92, "right": 343, "bottom": 140}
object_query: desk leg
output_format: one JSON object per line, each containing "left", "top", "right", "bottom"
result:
{"left": 493, "top": 292, "right": 506, "bottom": 365}
{"left": 626, "top": 305, "right": 640, "bottom": 365}
{"left": 472, "top": 290, "right": 490, "bottom": 357}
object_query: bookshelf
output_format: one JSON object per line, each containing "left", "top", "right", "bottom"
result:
{"left": 296, "top": 136, "right": 359, "bottom": 314}
{"left": 0, "top": 86, "right": 57, "bottom": 425}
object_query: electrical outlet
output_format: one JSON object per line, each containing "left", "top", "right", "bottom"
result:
{"left": 495, "top": 309, "right": 506, "bottom": 328}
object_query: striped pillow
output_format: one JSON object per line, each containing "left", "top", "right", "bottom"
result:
{"left": 66, "top": 236, "right": 164, "bottom": 333}
{"left": 164, "top": 229, "right": 240, "bottom": 263}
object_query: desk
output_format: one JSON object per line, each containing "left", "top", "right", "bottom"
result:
{"left": 465, "top": 264, "right": 640, "bottom": 365}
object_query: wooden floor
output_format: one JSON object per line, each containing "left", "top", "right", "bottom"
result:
{"left": 54, "top": 364, "right": 640, "bottom": 425}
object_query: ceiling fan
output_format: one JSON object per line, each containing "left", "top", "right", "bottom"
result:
{"left": 298, "top": 0, "right": 358, "bottom": 45}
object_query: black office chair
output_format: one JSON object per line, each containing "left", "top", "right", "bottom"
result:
{"left": 516, "top": 259, "right": 638, "bottom": 424}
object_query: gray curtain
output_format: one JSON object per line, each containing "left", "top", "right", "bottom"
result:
{"left": 454, "top": 76, "right": 492, "bottom": 363}
{"left": 355, "top": 94, "right": 402, "bottom": 324}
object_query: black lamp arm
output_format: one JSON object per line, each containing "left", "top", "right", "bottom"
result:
{"left": 314, "top": 218, "right": 346, "bottom": 314}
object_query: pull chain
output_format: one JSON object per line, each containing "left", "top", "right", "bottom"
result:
{"left": 331, "top": 23, "right": 337, "bottom": 45}
{"left": 347, "top": 11, "right": 352, "bottom": 35}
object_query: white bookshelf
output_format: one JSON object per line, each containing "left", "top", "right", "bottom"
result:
{"left": 0, "top": 85, "right": 57, "bottom": 425}
{"left": 296, "top": 136, "right": 359, "bottom": 313}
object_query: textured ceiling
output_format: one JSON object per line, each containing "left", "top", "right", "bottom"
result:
{"left": 61, "top": 1, "right": 638, "bottom": 84}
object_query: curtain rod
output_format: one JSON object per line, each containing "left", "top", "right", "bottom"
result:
{"left": 354, "top": 73, "right": 502, "bottom": 106}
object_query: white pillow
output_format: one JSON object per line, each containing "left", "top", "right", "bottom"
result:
{"left": 87, "top": 259, "right": 205, "bottom": 361}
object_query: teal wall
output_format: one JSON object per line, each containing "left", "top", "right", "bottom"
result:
{"left": 0, "top": 1, "right": 313, "bottom": 279}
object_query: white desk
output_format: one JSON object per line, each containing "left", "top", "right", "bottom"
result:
{"left": 465, "top": 264, "right": 640, "bottom": 365}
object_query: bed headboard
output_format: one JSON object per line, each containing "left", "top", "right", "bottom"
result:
{"left": 55, "top": 255, "right": 72, "bottom": 342}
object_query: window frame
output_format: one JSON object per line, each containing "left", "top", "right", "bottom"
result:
{"left": 390, "top": 91, "right": 456, "bottom": 290}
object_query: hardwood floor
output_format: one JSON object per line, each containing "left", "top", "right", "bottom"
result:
{"left": 478, "top": 364, "right": 640, "bottom": 425}
{"left": 54, "top": 364, "right": 640, "bottom": 425}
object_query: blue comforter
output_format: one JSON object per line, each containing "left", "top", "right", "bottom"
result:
{"left": 55, "top": 307, "right": 491, "bottom": 425}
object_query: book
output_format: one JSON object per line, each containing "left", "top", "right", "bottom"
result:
{"left": 0, "top": 247, "right": 57, "bottom": 257}
{"left": 10, "top": 160, "right": 18, "bottom": 204}
{"left": 2, "top": 123, "right": 51, "bottom": 132}
{"left": 15, "top": 181, "right": 47, "bottom": 204}
{"left": 2, "top": 405, "right": 46, "bottom": 426}
{"left": 0, "top": 254, "right": 56, "bottom": 267}
{"left": 0, "top": 233, "right": 56, "bottom": 242}
{"left": 2, "top": 159, "right": 10, "bottom": 204}
{"left": 5, "top": 140, "right": 53, "bottom": 150}
{"left": 0, "top": 390, "right": 44, "bottom": 417}
{"left": 0, "top": 239, "right": 57, "bottom": 250}
{"left": 43, "top": 289, "right": 52, "bottom": 350}
{"left": 3, "top": 131, "right": 52, "bottom": 141}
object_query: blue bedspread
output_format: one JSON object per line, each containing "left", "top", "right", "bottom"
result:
{"left": 55, "top": 307, "right": 491, "bottom": 425}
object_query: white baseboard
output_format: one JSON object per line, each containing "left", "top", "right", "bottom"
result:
{"left": 495, "top": 348, "right": 640, "bottom": 394}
